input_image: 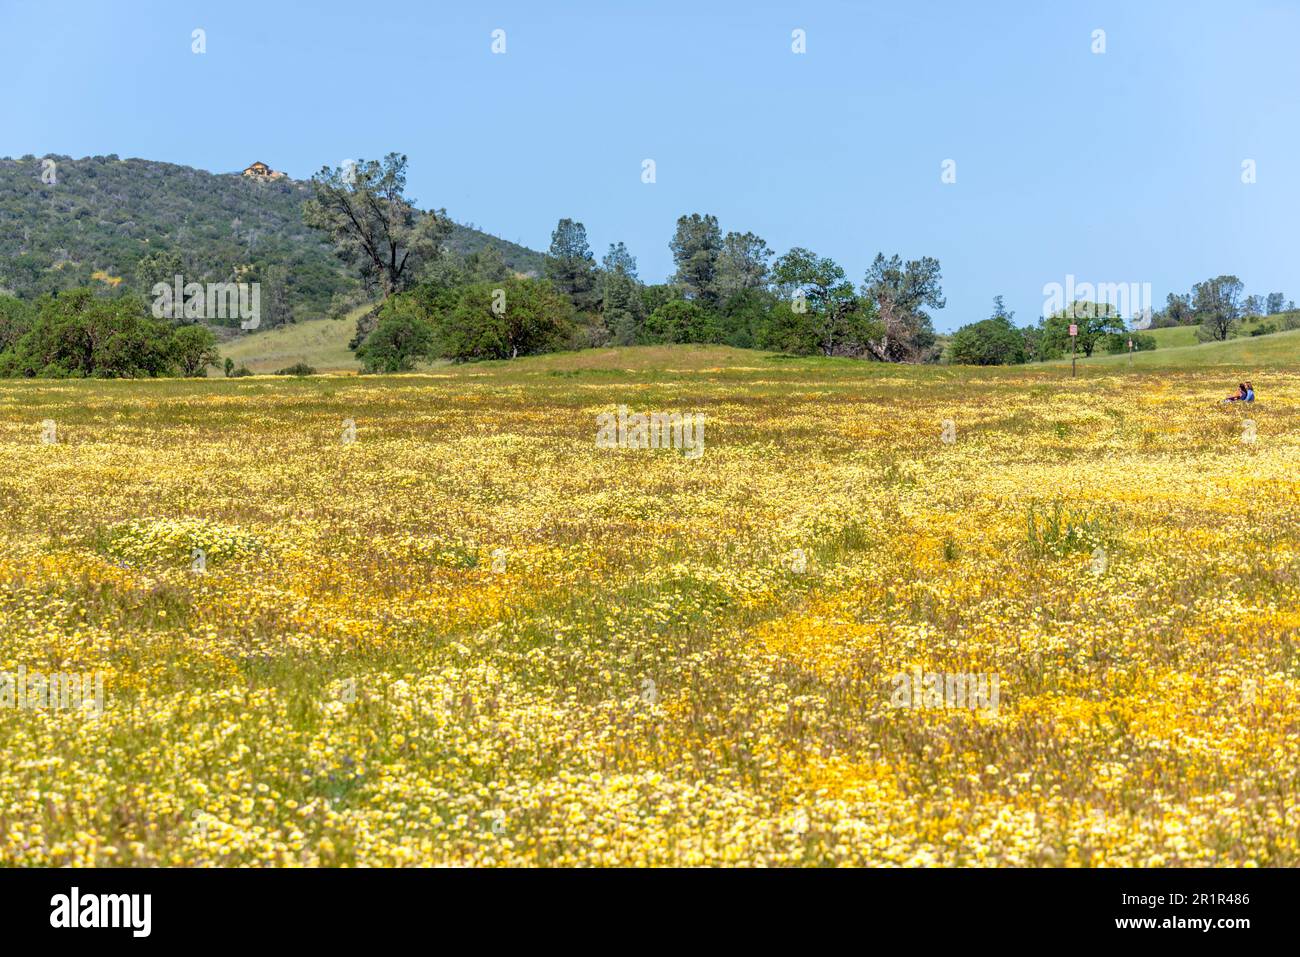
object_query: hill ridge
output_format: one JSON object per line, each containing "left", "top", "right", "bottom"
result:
{"left": 0, "top": 154, "right": 547, "bottom": 324}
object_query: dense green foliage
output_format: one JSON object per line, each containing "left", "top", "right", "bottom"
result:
{"left": 768, "top": 247, "right": 877, "bottom": 356}
{"left": 0, "top": 290, "right": 205, "bottom": 378}
{"left": 670, "top": 214, "right": 724, "bottom": 308}
{"left": 298, "top": 157, "right": 958, "bottom": 365}
{"left": 643, "top": 299, "right": 721, "bottom": 344}
{"left": 0, "top": 155, "right": 546, "bottom": 327}
{"left": 0, "top": 294, "right": 36, "bottom": 352}
{"left": 947, "top": 299, "right": 1026, "bottom": 365}
{"left": 356, "top": 295, "right": 440, "bottom": 372}
{"left": 352, "top": 203, "right": 956, "bottom": 366}
{"left": 377, "top": 277, "right": 573, "bottom": 365}
{"left": 451, "top": 279, "right": 572, "bottom": 360}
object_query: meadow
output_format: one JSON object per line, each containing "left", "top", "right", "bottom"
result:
{"left": 0, "top": 344, "right": 1297, "bottom": 866}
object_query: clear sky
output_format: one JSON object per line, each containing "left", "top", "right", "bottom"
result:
{"left": 2, "top": 0, "right": 1297, "bottom": 330}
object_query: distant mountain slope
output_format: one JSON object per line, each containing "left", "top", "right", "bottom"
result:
{"left": 0, "top": 154, "right": 546, "bottom": 323}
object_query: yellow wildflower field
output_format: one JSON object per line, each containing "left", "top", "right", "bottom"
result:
{"left": 0, "top": 346, "right": 1296, "bottom": 866}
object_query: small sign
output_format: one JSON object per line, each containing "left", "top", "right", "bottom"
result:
{"left": 1127, "top": 338, "right": 1133, "bottom": 348}
{"left": 1068, "top": 324, "right": 1078, "bottom": 337}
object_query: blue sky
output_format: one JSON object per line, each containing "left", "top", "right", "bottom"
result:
{"left": 2, "top": 0, "right": 1298, "bottom": 330}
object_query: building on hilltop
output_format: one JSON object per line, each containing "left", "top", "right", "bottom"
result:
{"left": 242, "top": 161, "right": 286, "bottom": 181}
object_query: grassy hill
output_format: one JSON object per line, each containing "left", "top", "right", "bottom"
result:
{"left": 1074, "top": 321, "right": 1300, "bottom": 371}
{"left": 1140, "top": 316, "right": 1281, "bottom": 350}
{"left": 0, "top": 154, "right": 547, "bottom": 321}
{"left": 1145, "top": 325, "right": 1200, "bottom": 349}
{"left": 215, "top": 308, "right": 367, "bottom": 374}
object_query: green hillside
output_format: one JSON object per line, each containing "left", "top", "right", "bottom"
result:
{"left": 0, "top": 154, "right": 547, "bottom": 322}
{"left": 1075, "top": 322, "right": 1300, "bottom": 370}
{"left": 1145, "top": 325, "right": 1199, "bottom": 348}
{"left": 1141, "top": 316, "right": 1280, "bottom": 350}
{"left": 215, "top": 309, "right": 366, "bottom": 374}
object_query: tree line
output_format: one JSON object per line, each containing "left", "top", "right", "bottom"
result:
{"left": 303, "top": 155, "right": 948, "bottom": 372}
{"left": 0, "top": 290, "right": 219, "bottom": 378}
{"left": 947, "top": 277, "right": 1296, "bottom": 366}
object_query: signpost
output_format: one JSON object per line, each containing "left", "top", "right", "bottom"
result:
{"left": 1127, "top": 337, "right": 1134, "bottom": 367}
{"left": 1069, "top": 323, "right": 1078, "bottom": 377}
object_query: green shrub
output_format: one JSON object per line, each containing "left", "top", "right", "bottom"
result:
{"left": 427, "top": 278, "right": 572, "bottom": 362}
{"left": 3, "top": 289, "right": 178, "bottom": 378}
{"left": 948, "top": 316, "right": 1025, "bottom": 365}
{"left": 356, "top": 294, "right": 437, "bottom": 372}
{"left": 642, "top": 299, "right": 721, "bottom": 345}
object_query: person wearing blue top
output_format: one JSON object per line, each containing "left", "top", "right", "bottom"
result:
{"left": 1225, "top": 382, "right": 1255, "bottom": 403}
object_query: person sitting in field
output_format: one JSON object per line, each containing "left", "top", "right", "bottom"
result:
{"left": 1225, "top": 382, "right": 1250, "bottom": 403}
{"left": 1245, "top": 381, "right": 1255, "bottom": 402}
